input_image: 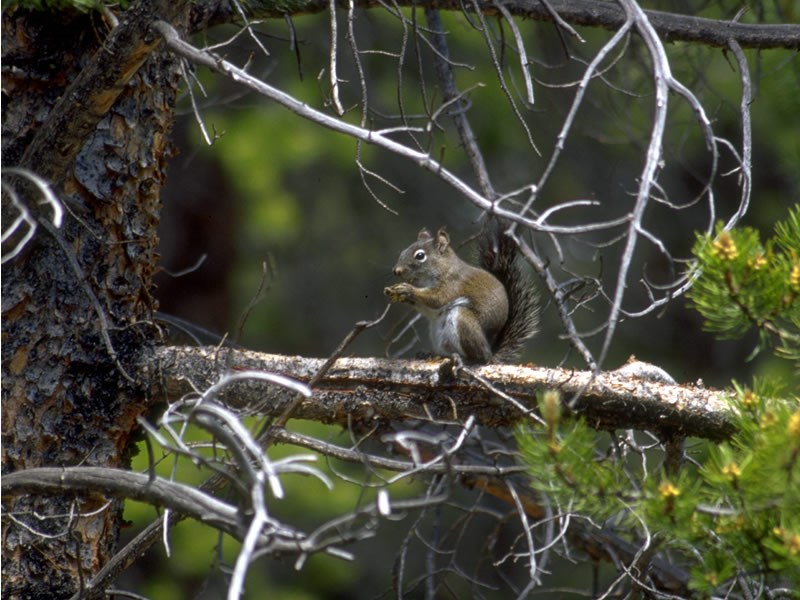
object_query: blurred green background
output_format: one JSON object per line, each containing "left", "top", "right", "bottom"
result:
{"left": 125, "top": 2, "right": 798, "bottom": 597}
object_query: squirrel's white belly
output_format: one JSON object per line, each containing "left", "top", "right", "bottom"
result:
{"left": 428, "top": 298, "right": 469, "bottom": 357}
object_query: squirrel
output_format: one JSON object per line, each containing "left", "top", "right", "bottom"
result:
{"left": 384, "top": 225, "right": 539, "bottom": 364}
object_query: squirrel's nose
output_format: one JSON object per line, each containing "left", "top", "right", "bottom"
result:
{"left": 393, "top": 266, "right": 404, "bottom": 277}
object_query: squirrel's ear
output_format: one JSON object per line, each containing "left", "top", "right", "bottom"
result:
{"left": 435, "top": 227, "right": 450, "bottom": 252}
{"left": 417, "top": 228, "right": 432, "bottom": 241}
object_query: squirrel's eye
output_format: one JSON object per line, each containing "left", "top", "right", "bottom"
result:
{"left": 414, "top": 250, "right": 427, "bottom": 262}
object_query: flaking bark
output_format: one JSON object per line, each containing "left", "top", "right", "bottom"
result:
{"left": 151, "top": 345, "right": 737, "bottom": 440}
{"left": 2, "top": 3, "right": 189, "bottom": 596}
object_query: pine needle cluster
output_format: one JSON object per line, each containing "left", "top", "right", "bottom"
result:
{"left": 516, "top": 207, "right": 800, "bottom": 597}
{"left": 688, "top": 206, "right": 800, "bottom": 365}
{"left": 517, "top": 386, "right": 800, "bottom": 596}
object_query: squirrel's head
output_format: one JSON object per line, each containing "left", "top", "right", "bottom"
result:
{"left": 392, "top": 227, "right": 453, "bottom": 286}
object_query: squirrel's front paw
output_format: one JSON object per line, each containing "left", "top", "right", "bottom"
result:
{"left": 384, "top": 283, "right": 413, "bottom": 303}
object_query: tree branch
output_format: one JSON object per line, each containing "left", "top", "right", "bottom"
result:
{"left": 3, "top": 448, "right": 694, "bottom": 598}
{"left": 190, "top": 0, "right": 800, "bottom": 50}
{"left": 1, "top": 467, "right": 241, "bottom": 536}
{"left": 0, "top": 465, "right": 439, "bottom": 561}
{"left": 149, "top": 345, "right": 737, "bottom": 440}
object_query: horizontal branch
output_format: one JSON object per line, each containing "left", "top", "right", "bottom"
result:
{"left": 191, "top": 0, "right": 800, "bottom": 50}
{"left": 4, "top": 440, "right": 694, "bottom": 597}
{"left": 0, "top": 465, "right": 410, "bottom": 559}
{"left": 1, "top": 467, "right": 240, "bottom": 536}
{"left": 490, "top": 0, "right": 800, "bottom": 50}
{"left": 150, "top": 345, "right": 738, "bottom": 440}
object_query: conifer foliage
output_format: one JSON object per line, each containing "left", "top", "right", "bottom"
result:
{"left": 689, "top": 206, "right": 800, "bottom": 363}
{"left": 517, "top": 207, "right": 800, "bottom": 597}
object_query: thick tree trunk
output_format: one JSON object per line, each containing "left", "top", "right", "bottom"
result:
{"left": 1, "top": 6, "right": 185, "bottom": 596}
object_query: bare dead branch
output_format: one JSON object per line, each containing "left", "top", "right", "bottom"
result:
{"left": 0, "top": 465, "right": 438, "bottom": 564}
{"left": 599, "top": 0, "right": 687, "bottom": 366}
{"left": 7, "top": 437, "right": 693, "bottom": 598}
{"left": 327, "top": 0, "right": 345, "bottom": 115}
{"left": 1, "top": 467, "right": 241, "bottom": 536}
{"left": 511, "top": 234, "right": 599, "bottom": 371}
{"left": 270, "top": 304, "right": 391, "bottom": 431}
{"left": 1, "top": 168, "right": 63, "bottom": 263}
{"left": 272, "top": 428, "right": 527, "bottom": 477}
{"left": 189, "top": 0, "right": 800, "bottom": 50}
{"left": 467, "top": 0, "right": 540, "bottom": 156}
{"left": 154, "top": 20, "right": 511, "bottom": 228}
{"left": 725, "top": 38, "right": 753, "bottom": 229}
{"left": 150, "top": 345, "right": 737, "bottom": 440}
{"left": 424, "top": 7, "right": 495, "bottom": 199}
{"left": 156, "top": 20, "right": 696, "bottom": 244}
{"left": 494, "top": 0, "right": 535, "bottom": 105}
{"left": 510, "top": 17, "right": 631, "bottom": 225}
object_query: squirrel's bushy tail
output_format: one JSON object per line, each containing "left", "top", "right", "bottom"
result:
{"left": 480, "top": 225, "right": 539, "bottom": 363}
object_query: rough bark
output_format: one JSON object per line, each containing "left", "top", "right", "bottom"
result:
{"left": 151, "top": 346, "right": 737, "bottom": 440}
{"left": 1, "top": 4, "right": 188, "bottom": 597}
